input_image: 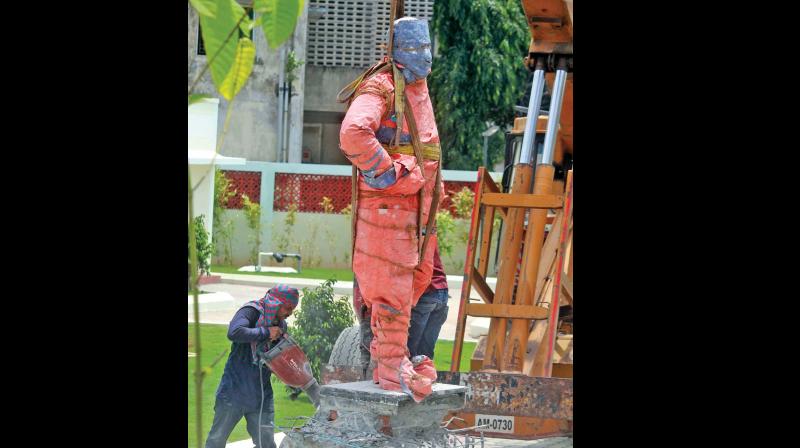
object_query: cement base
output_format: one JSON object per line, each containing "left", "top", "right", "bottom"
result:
{"left": 280, "top": 381, "right": 466, "bottom": 447}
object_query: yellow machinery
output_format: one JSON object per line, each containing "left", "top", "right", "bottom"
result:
{"left": 443, "top": 0, "right": 573, "bottom": 439}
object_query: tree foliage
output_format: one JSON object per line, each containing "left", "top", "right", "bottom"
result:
{"left": 255, "top": 0, "right": 306, "bottom": 49}
{"left": 430, "top": 0, "right": 529, "bottom": 170}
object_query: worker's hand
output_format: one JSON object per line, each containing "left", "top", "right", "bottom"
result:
{"left": 268, "top": 326, "right": 283, "bottom": 341}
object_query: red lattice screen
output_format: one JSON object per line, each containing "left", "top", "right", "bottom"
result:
{"left": 221, "top": 170, "right": 261, "bottom": 209}
{"left": 274, "top": 173, "right": 351, "bottom": 213}
{"left": 220, "top": 170, "right": 478, "bottom": 214}
{"left": 273, "top": 173, "right": 475, "bottom": 216}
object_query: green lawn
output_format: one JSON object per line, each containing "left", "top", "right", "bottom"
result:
{"left": 211, "top": 265, "right": 354, "bottom": 282}
{"left": 434, "top": 339, "right": 477, "bottom": 373}
{"left": 188, "top": 324, "right": 475, "bottom": 447}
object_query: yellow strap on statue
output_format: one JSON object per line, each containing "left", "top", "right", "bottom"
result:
{"left": 382, "top": 143, "right": 441, "bottom": 161}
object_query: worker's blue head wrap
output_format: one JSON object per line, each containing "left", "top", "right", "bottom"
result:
{"left": 392, "top": 17, "right": 432, "bottom": 83}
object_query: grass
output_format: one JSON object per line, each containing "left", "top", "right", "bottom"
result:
{"left": 188, "top": 324, "right": 476, "bottom": 448}
{"left": 211, "top": 265, "right": 354, "bottom": 281}
{"left": 434, "top": 339, "right": 477, "bottom": 373}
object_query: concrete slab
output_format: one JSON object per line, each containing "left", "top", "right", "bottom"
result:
{"left": 187, "top": 291, "right": 235, "bottom": 313}
{"left": 438, "top": 293, "right": 489, "bottom": 343}
{"left": 214, "top": 272, "right": 496, "bottom": 298}
{"left": 238, "top": 266, "right": 299, "bottom": 274}
{"left": 467, "top": 317, "right": 490, "bottom": 339}
{"left": 483, "top": 436, "right": 573, "bottom": 447}
{"left": 312, "top": 381, "right": 467, "bottom": 441}
{"left": 198, "top": 282, "right": 281, "bottom": 304}
{"left": 445, "top": 274, "right": 497, "bottom": 292}
{"left": 215, "top": 273, "right": 355, "bottom": 296}
{"left": 189, "top": 281, "right": 482, "bottom": 342}
{"left": 188, "top": 282, "right": 357, "bottom": 327}
{"left": 319, "top": 381, "right": 466, "bottom": 408}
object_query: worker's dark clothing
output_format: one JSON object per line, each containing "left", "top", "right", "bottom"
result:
{"left": 407, "top": 287, "right": 449, "bottom": 359}
{"left": 205, "top": 395, "right": 274, "bottom": 448}
{"left": 206, "top": 306, "right": 282, "bottom": 448}
{"left": 408, "top": 248, "right": 449, "bottom": 359}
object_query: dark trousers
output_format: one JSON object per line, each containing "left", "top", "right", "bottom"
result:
{"left": 205, "top": 394, "right": 275, "bottom": 448}
{"left": 407, "top": 288, "right": 449, "bottom": 359}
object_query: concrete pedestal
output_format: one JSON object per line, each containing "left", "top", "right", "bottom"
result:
{"left": 281, "top": 381, "right": 467, "bottom": 447}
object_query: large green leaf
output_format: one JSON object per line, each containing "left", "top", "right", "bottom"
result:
{"left": 255, "top": 0, "right": 304, "bottom": 49}
{"left": 189, "top": 0, "right": 218, "bottom": 18}
{"left": 199, "top": 0, "right": 249, "bottom": 94}
{"left": 188, "top": 93, "right": 213, "bottom": 106}
{"left": 238, "top": 11, "right": 253, "bottom": 35}
{"left": 219, "top": 37, "right": 256, "bottom": 101}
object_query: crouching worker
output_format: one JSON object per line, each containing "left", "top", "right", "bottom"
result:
{"left": 205, "top": 285, "right": 300, "bottom": 448}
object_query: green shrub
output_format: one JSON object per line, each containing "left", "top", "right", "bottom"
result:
{"left": 288, "top": 279, "right": 353, "bottom": 397}
{"left": 241, "top": 194, "right": 262, "bottom": 266}
{"left": 435, "top": 210, "right": 457, "bottom": 258}
{"left": 190, "top": 214, "right": 213, "bottom": 277}
{"left": 213, "top": 169, "right": 237, "bottom": 265}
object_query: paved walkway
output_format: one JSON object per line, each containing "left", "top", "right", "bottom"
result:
{"left": 483, "top": 436, "right": 573, "bottom": 447}
{"left": 212, "top": 271, "right": 494, "bottom": 298}
{"left": 190, "top": 275, "right": 493, "bottom": 342}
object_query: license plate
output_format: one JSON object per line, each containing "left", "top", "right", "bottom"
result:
{"left": 475, "top": 414, "right": 515, "bottom": 434}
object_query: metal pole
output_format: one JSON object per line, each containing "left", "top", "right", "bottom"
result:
{"left": 281, "top": 44, "right": 292, "bottom": 162}
{"left": 276, "top": 46, "right": 286, "bottom": 162}
{"left": 482, "top": 59, "right": 544, "bottom": 371}
{"left": 483, "top": 135, "right": 489, "bottom": 168}
{"left": 541, "top": 66, "right": 568, "bottom": 166}
{"left": 283, "top": 78, "right": 290, "bottom": 162}
{"left": 518, "top": 66, "right": 546, "bottom": 164}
